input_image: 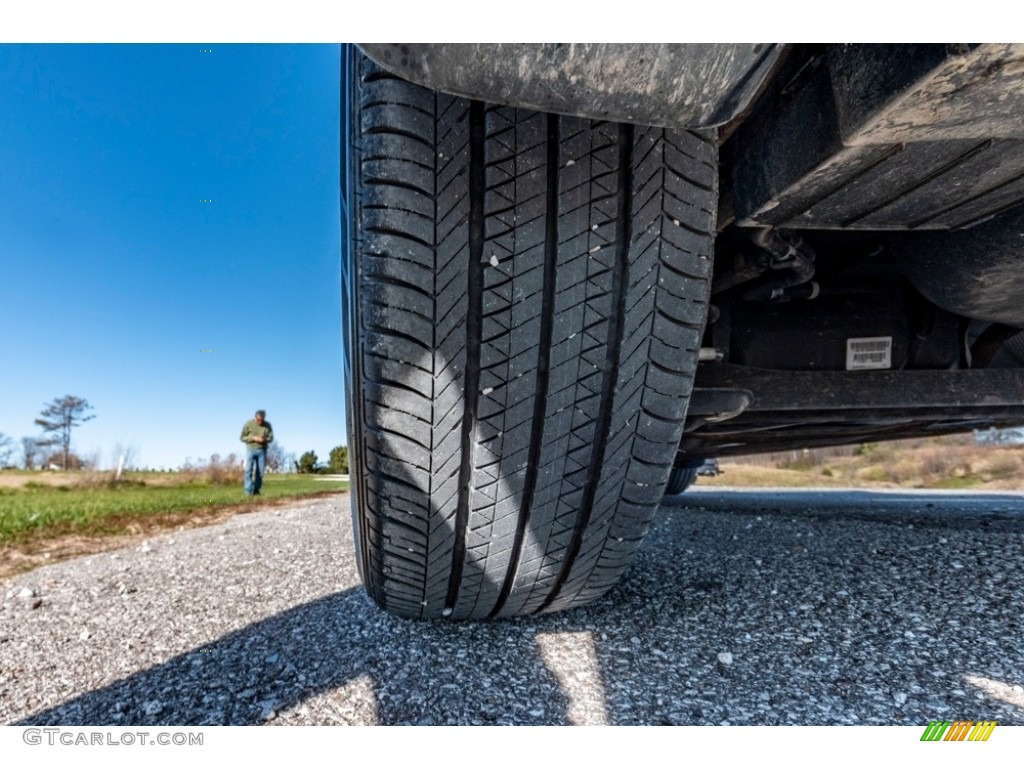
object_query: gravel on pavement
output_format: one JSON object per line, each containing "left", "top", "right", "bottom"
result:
{"left": 2, "top": 488, "right": 1022, "bottom": 726}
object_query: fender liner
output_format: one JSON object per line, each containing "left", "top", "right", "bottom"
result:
{"left": 358, "top": 43, "right": 784, "bottom": 129}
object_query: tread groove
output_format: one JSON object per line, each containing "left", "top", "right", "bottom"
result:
{"left": 489, "top": 111, "right": 560, "bottom": 618}
{"left": 538, "top": 122, "right": 634, "bottom": 614}
{"left": 444, "top": 100, "right": 486, "bottom": 615}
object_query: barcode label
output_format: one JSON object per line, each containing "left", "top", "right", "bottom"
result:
{"left": 846, "top": 337, "right": 892, "bottom": 370}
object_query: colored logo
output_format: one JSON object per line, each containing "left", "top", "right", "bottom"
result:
{"left": 920, "top": 720, "right": 996, "bottom": 741}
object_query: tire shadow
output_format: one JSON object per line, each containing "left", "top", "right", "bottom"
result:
{"left": 15, "top": 586, "right": 572, "bottom": 726}
{"left": 16, "top": 490, "right": 1024, "bottom": 726}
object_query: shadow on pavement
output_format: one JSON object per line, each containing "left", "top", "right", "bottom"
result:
{"left": 16, "top": 489, "right": 1024, "bottom": 726}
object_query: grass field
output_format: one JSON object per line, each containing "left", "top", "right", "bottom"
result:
{"left": 697, "top": 435, "right": 1024, "bottom": 491}
{"left": 0, "top": 471, "right": 348, "bottom": 544}
{"left": 3, "top": 434, "right": 1021, "bottom": 580}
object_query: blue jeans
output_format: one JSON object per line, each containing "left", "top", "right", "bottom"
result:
{"left": 245, "top": 448, "right": 266, "bottom": 494}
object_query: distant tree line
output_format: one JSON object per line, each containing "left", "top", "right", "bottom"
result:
{"left": 974, "top": 427, "right": 1024, "bottom": 445}
{"left": 294, "top": 445, "right": 349, "bottom": 474}
{"left": 0, "top": 395, "right": 95, "bottom": 470}
{"left": 2, "top": 395, "right": 351, "bottom": 478}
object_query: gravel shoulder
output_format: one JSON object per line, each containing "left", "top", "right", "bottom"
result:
{"left": 2, "top": 489, "right": 1023, "bottom": 726}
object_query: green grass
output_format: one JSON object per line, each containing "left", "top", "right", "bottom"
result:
{"left": 0, "top": 474, "right": 348, "bottom": 543}
{"left": 931, "top": 475, "right": 982, "bottom": 490}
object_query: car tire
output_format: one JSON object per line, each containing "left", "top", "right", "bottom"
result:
{"left": 664, "top": 465, "right": 700, "bottom": 496}
{"left": 343, "top": 48, "right": 718, "bottom": 619}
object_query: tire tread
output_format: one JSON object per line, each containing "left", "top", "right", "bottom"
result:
{"left": 347, "top": 51, "right": 717, "bottom": 619}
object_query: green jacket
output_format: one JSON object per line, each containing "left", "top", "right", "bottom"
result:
{"left": 240, "top": 419, "right": 273, "bottom": 451}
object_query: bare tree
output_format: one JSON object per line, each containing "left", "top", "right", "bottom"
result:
{"left": 20, "top": 436, "right": 42, "bottom": 470}
{"left": 266, "top": 441, "right": 292, "bottom": 472}
{"left": 35, "top": 395, "right": 95, "bottom": 470}
{"left": 111, "top": 442, "right": 139, "bottom": 472}
{"left": 0, "top": 433, "right": 14, "bottom": 468}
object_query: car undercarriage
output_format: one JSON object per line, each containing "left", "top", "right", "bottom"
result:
{"left": 343, "top": 43, "right": 1024, "bottom": 618}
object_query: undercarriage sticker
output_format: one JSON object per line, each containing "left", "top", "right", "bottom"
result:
{"left": 847, "top": 337, "right": 892, "bottom": 370}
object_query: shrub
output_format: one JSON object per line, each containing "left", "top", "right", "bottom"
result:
{"left": 980, "top": 453, "right": 1024, "bottom": 480}
{"left": 73, "top": 471, "right": 147, "bottom": 490}
{"left": 856, "top": 466, "right": 888, "bottom": 483}
{"left": 177, "top": 454, "right": 244, "bottom": 487}
{"left": 204, "top": 454, "right": 243, "bottom": 486}
{"left": 296, "top": 451, "right": 319, "bottom": 474}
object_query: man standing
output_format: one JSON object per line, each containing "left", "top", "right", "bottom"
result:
{"left": 240, "top": 409, "right": 273, "bottom": 496}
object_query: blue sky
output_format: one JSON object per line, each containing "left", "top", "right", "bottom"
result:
{"left": 0, "top": 44, "right": 344, "bottom": 469}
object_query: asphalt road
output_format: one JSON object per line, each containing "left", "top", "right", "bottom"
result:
{"left": 2, "top": 488, "right": 1022, "bottom": 726}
